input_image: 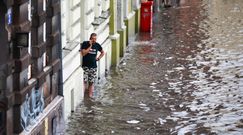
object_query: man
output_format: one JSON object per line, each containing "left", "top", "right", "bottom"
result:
{"left": 80, "top": 33, "right": 105, "bottom": 97}
{"left": 163, "top": 0, "right": 171, "bottom": 8}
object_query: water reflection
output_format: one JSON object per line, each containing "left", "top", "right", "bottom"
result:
{"left": 66, "top": 0, "right": 243, "bottom": 134}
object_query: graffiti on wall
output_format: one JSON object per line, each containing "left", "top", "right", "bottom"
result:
{"left": 20, "top": 87, "right": 45, "bottom": 130}
{"left": 20, "top": 93, "right": 33, "bottom": 129}
{"left": 31, "top": 87, "right": 44, "bottom": 118}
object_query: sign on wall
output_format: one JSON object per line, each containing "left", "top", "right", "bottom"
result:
{"left": 7, "top": 8, "right": 12, "bottom": 25}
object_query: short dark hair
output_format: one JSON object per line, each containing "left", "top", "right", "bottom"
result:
{"left": 90, "top": 33, "right": 97, "bottom": 39}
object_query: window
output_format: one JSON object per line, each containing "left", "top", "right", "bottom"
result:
{"left": 51, "top": 117, "right": 57, "bottom": 135}
{"left": 28, "top": 2, "right": 32, "bottom": 79}
{"left": 43, "top": 23, "right": 46, "bottom": 42}
{"left": 43, "top": 52, "right": 46, "bottom": 67}
{"left": 28, "top": 1, "right": 31, "bottom": 21}
{"left": 43, "top": 22, "right": 47, "bottom": 67}
{"left": 38, "top": 0, "right": 43, "bottom": 14}
{"left": 28, "top": 32, "right": 31, "bottom": 79}
{"left": 19, "top": 3, "right": 28, "bottom": 24}
{"left": 52, "top": 15, "right": 59, "bottom": 33}
{"left": 43, "top": 0, "right": 46, "bottom": 11}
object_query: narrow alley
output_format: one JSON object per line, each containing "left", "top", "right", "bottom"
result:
{"left": 66, "top": 0, "right": 243, "bottom": 135}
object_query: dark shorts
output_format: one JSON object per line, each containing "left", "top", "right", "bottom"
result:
{"left": 83, "top": 67, "right": 97, "bottom": 83}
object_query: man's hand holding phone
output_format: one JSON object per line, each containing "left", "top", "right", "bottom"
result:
{"left": 88, "top": 40, "right": 93, "bottom": 49}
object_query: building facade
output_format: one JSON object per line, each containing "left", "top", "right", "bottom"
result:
{"left": 110, "top": 0, "right": 141, "bottom": 66}
{"left": 0, "top": 0, "right": 141, "bottom": 134}
{"left": 61, "top": 0, "right": 142, "bottom": 123}
{"left": 61, "top": 0, "right": 112, "bottom": 121}
{"left": 0, "top": 0, "right": 64, "bottom": 134}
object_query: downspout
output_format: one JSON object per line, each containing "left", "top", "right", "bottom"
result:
{"left": 57, "top": 11, "right": 63, "bottom": 96}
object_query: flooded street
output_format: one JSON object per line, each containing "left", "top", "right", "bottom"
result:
{"left": 66, "top": 0, "right": 243, "bottom": 134}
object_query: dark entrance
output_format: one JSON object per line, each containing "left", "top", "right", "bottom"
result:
{"left": 0, "top": 1, "right": 8, "bottom": 135}
{"left": 0, "top": 0, "right": 9, "bottom": 64}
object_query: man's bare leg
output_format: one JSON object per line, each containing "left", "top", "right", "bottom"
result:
{"left": 88, "top": 82, "right": 94, "bottom": 97}
{"left": 84, "top": 81, "right": 87, "bottom": 90}
{"left": 84, "top": 81, "right": 89, "bottom": 97}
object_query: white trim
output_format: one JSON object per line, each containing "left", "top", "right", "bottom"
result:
{"left": 43, "top": 52, "right": 46, "bottom": 67}
{"left": 43, "top": 66, "right": 52, "bottom": 72}
{"left": 43, "top": 23, "right": 46, "bottom": 42}
{"left": 43, "top": 0, "right": 46, "bottom": 11}
{"left": 62, "top": 44, "right": 81, "bottom": 81}
{"left": 121, "top": 25, "right": 127, "bottom": 30}
{"left": 28, "top": 2, "right": 31, "bottom": 21}
{"left": 136, "top": 4, "right": 141, "bottom": 9}
{"left": 125, "top": 11, "right": 135, "bottom": 20}
{"left": 118, "top": 25, "right": 127, "bottom": 32}
{"left": 95, "top": 17, "right": 110, "bottom": 34}
{"left": 124, "top": 0, "right": 129, "bottom": 17}
{"left": 27, "top": 78, "right": 36, "bottom": 85}
{"left": 109, "top": 33, "right": 120, "bottom": 40}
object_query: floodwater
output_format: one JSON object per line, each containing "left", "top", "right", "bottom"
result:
{"left": 66, "top": 0, "right": 243, "bottom": 134}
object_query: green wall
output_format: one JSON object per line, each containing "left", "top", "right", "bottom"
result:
{"left": 118, "top": 28, "right": 127, "bottom": 57}
{"left": 135, "top": 8, "right": 141, "bottom": 33}
{"left": 111, "top": 37, "right": 120, "bottom": 66}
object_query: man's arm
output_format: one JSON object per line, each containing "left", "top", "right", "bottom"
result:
{"left": 96, "top": 50, "right": 105, "bottom": 61}
{"left": 81, "top": 41, "right": 92, "bottom": 56}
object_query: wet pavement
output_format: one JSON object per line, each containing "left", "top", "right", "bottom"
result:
{"left": 66, "top": 0, "right": 243, "bottom": 134}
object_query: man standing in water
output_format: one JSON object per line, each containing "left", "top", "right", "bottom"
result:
{"left": 80, "top": 33, "right": 105, "bottom": 97}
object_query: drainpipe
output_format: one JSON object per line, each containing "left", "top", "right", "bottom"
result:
{"left": 57, "top": 11, "right": 63, "bottom": 96}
